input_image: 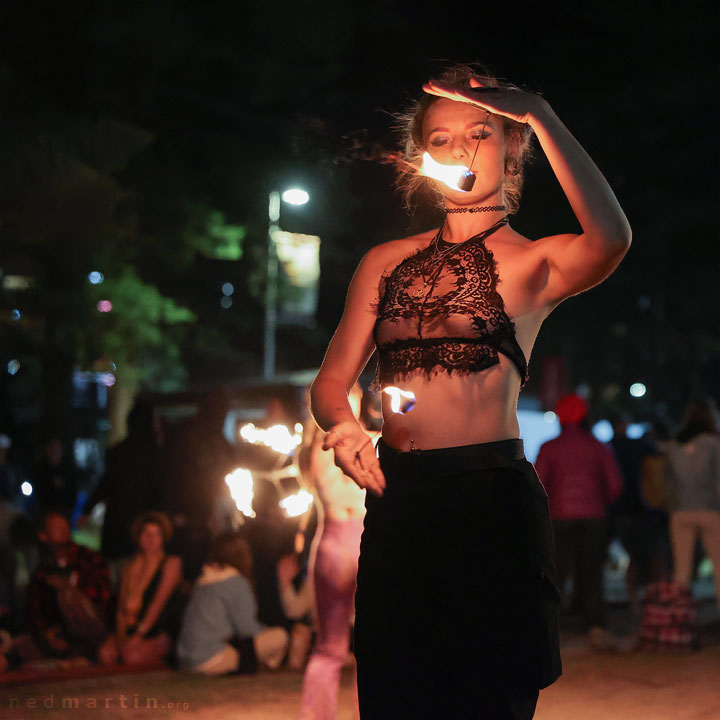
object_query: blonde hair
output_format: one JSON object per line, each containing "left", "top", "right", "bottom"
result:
{"left": 394, "top": 63, "right": 534, "bottom": 214}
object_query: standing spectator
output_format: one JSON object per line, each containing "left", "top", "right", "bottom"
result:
{"left": 26, "top": 510, "right": 113, "bottom": 659}
{"left": 535, "top": 394, "right": 623, "bottom": 649}
{"left": 609, "top": 416, "right": 667, "bottom": 613}
{"left": 33, "top": 438, "right": 82, "bottom": 522}
{"left": 0, "top": 434, "right": 31, "bottom": 512}
{"left": 82, "top": 402, "right": 164, "bottom": 564}
{"left": 163, "top": 390, "right": 236, "bottom": 582}
{"left": 665, "top": 398, "right": 720, "bottom": 612}
{"left": 177, "top": 531, "right": 288, "bottom": 675}
{"left": 98, "top": 512, "right": 183, "bottom": 666}
{"left": 0, "top": 500, "right": 22, "bottom": 624}
{"left": 246, "top": 478, "right": 297, "bottom": 629}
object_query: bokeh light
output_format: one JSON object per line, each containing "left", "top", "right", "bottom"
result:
{"left": 630, "top": 383, "right": 647, "bottom": 398}
{"left": 88, "top": 271, "right": 104, "bottom": 285}
{"left": 97, "top": 300, "right": 113, "bottom": 313}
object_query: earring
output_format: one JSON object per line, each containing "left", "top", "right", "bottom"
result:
{"left": 505, "top": 158, "right": 520, "bottom": 176}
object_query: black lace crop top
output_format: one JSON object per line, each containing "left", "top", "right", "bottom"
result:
{"left": 372, "top": 219, "right": 529, "bottom": 390}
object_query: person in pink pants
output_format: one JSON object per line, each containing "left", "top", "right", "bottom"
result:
{"left": 296, "top": 383, "right": 368, "bottom": 720}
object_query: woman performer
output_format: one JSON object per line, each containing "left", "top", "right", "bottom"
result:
{"left": 311, "top": 64, "right": 631, "bottom": 720}
{"left": 295, "top": 382, "right": 368, "bottom": 720}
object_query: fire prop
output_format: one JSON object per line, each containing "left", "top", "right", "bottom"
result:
{"left": 418, "top": 152, "right": 476, "bottom": 192}
{"left": 239, "top": 423, "right": 303, "bottom": 455}
{"left": 279, "top": 490, "right": 314, "bottom": 518}
{"left": 383, "top": 387, "right": 417, "bottom": 414}
{"left": 225, "top": 468, "right": 255, "bottom": 518}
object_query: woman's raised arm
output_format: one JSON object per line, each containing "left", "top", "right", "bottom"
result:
{"left": 423, "top": 79, "right": 632, "bottom": 305}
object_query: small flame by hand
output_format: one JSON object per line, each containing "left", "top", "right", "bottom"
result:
{"left": 419, "top": 152, "right": 476, "bottom": 192}
{"left": 383, "top": 387, "right": 417, "bottom": 414}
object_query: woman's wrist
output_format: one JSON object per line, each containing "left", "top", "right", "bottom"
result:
{"left": 527, "top": 97, "right": 557, "bottom": 132}
{"left": 326, "top": 419, "right": 363, "bottom": 435}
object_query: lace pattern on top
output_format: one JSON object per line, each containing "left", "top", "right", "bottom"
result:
{"left": 371, "top": 223, "right": 529, "bottom": 391}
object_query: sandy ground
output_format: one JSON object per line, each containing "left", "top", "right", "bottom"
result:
{"left": 3, "top": 635, "right": 720, "bottom": 720}
{"left": 4, "top": 589, "right": 720, "bottom": 720}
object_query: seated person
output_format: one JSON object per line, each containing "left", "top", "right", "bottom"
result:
{"left": 98, "top": 511, "right": 183, "bottom": 666}
{"left": 277, "top": 554, "right": 312, "bottom": 621}
{"left": 276, "top": 554, "right": 314, "bottom": 671}
{"left": 26, "top": 509, "right": 113, "bottom": 659}
{"left": 177, "top": 531, "right": 288, "bottom": 675}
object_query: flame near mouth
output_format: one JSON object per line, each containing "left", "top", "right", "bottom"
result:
{"left": 418, "top": 152, "right": 476, "bottom": 192}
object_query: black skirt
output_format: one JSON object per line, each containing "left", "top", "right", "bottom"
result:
{"left": 354, "top": 438, "right": 562, "bottom": 720}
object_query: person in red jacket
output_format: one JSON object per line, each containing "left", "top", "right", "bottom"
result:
{"left": 535, "top": 394, "right": 622, "bottom": 649}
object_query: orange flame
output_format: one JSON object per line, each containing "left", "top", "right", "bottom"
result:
{"left": 383, "top": 387, "right": 417, "bottom": 414}
{"left": 418, "top": 152, "right": 475, "bottom": 192}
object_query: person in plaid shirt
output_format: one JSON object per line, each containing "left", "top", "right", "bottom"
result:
{"left": 26, "top": 509, "right": 113, "bottom": 658}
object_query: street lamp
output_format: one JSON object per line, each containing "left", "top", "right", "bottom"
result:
{"left": 264, "top": 188, "right": 310, "bottom": 380}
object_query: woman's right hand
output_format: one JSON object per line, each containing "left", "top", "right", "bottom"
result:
{"left": 322, "top": 421, "right": 385, "bottom": 496}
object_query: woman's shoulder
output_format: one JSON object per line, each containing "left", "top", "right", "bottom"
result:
{"left": 362, "top": 229, "right": 437, "bottom": 273}
{"left": 696, "top": 432, "right": 720, "bottom": 448}
{"left": 494, "top": 225, "right": 546, "bottom": 253}
{"left": 368, "top": 229, "right": 436, "bottom": 260}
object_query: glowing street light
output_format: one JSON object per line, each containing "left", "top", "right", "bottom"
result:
{"left": 264, "top": 187, "right": 311, "bottom": 380}
{"left": 281, "top": 188, "right": 310, "bottom": 206}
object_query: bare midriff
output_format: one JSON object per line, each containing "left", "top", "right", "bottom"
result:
{"left": 380, "top": 354, "right": 522, "bottom": 452}
{"left": 315, "top": 474, "right": 367, "bottom": 523}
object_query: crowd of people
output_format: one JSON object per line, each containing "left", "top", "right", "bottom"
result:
{"left": 0, "top": 389, "right": 363, "bottom": 691}
{"left": 1, "top": 389, "right": 719, "bottom": 714}
{"left": 535, "top": 394, "right": 720, "bottom": 652}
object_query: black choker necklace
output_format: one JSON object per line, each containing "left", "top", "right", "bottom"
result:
{"left": 442, "top": 205, "right": 506, "bottom": 214}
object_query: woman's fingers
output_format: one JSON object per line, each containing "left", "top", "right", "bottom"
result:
{"left": 332, "top": 444, "right": 385, "bottom": 497}
{"left": 322, "top": 428, "right": 344, "bottom": 451}
{"left": 321, "top": 425, "right": 385, "bottom": 496}
{"left": 423, "top": 79, "right": 506, "bottom": 111}
{"left": 353, "top": 442, "right": 386, "bottom": 496}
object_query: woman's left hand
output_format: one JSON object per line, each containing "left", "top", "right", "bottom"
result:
{"left": 422, "top": 78, "right": 548, "bottom": 127}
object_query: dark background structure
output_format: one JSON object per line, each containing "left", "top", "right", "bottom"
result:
{"left": 1, "top": 0, "right": 717, "bottom": 442}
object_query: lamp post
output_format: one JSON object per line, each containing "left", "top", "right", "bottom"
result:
{"left": 263, "top": 188, "right": 310, "bottom": 380}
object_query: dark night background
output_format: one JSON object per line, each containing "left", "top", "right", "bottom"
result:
{"left": 1, "top": 0, "right": 718, "bottom": 446}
